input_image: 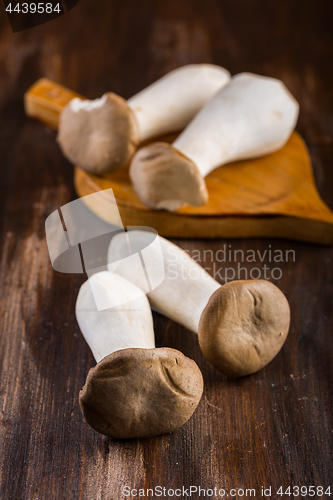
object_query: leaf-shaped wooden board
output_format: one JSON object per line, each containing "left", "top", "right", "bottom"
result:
{"left": 25, "top": 78, "right": 333, "bottom": 244}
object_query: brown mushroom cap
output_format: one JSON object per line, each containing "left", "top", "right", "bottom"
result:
{"left": 57, "top": 93, "right": 139, "bottom": 175}
{"left": 79, "top": 347, "right": 203, "bottom": 439}
{"left": 129, "top": 142, "right": 208, "bottom": 210}
{"left": 198, "top": 280, "right": 290, "bottom": 377}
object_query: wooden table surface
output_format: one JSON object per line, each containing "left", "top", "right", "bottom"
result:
{"left": 0, "top": 0, "right": 332, "bottom": 498}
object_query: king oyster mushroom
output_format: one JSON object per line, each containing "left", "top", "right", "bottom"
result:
{"left": 76, "top": 270, "right": 204, "bottom": 438}
{"left": 107, "top": 231, "right": 291, "bottom": 377}
{"left": 129, "top": 72, "right": 299, "bottom": 210}
{"left": 58, "top": 64, "right": 230, "bottom": 174}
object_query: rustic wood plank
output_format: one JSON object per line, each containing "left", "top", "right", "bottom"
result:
{"left": 0, "top": 0, "right": 332, "bottom": 498}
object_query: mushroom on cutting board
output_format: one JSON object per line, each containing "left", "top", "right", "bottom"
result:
{"left": 76, "top": 270, "right": 204, "bottom": 438}
{"left": 58, "top": 64, "right": 230, "bottom": 175}
{"left": 107, "top": 231, "right": 290, "bottom": 377}
{"left": 130, "top": 72, "right": 299, "bottom": 211}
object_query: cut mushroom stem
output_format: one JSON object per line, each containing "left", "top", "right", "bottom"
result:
{"left": 130, "top": 72, "right": 299, "bottom": 210}
{"left": 58, "top": 64, "right": 230, "bottom": 175}
{"left": 108, "top": 231, "right": 291, "bottom": 377}
{"left": 76, "top": 270, "right": 203, "bottom": 438}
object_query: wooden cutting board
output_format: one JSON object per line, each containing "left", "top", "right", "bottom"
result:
{"left": 24, "top": 78, "right": 333, "bottom": 244}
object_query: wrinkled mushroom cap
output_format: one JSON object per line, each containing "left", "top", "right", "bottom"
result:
{"left": 130, "top": 142, "right": 208, "bottom": 211}
{"left": 79, "top": 347, "right": 203, "bottom": 439}
{"left": 198, "top": 280, "right": 290, "bottom": 377}
{"left": 57, "top": 93, "right": 139, "bottom": 174}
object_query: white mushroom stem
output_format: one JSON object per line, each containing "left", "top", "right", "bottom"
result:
{"left": 107, "top": 231, "right": 220, "bottom": 333}
{"left": 70, "top": 94, "right": 108, "bottom": 112}
{"left": 127, "top": 64, "right": 230, "bottom": 142}
{"left": 76, "top": 271, "right": 155, "bottom": 363}
{"left": 172, "top": 72, "right": 299, "bottom": 176}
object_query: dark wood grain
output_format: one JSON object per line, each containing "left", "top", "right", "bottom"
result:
{"left": 0, "top": 0, "right": 332, "bottom": 498}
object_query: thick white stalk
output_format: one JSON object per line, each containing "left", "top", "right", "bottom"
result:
{"left": 127, "top": 64, "right": 230, "bottom": 142}
{"left": 76, "top": 271, "right": 155, "bottom": 363}
{"left": 107, "top": 231, "right": 220, "bottom": 333}
{"left": 173, "top": 72, "right": 299, "bottom": 177}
